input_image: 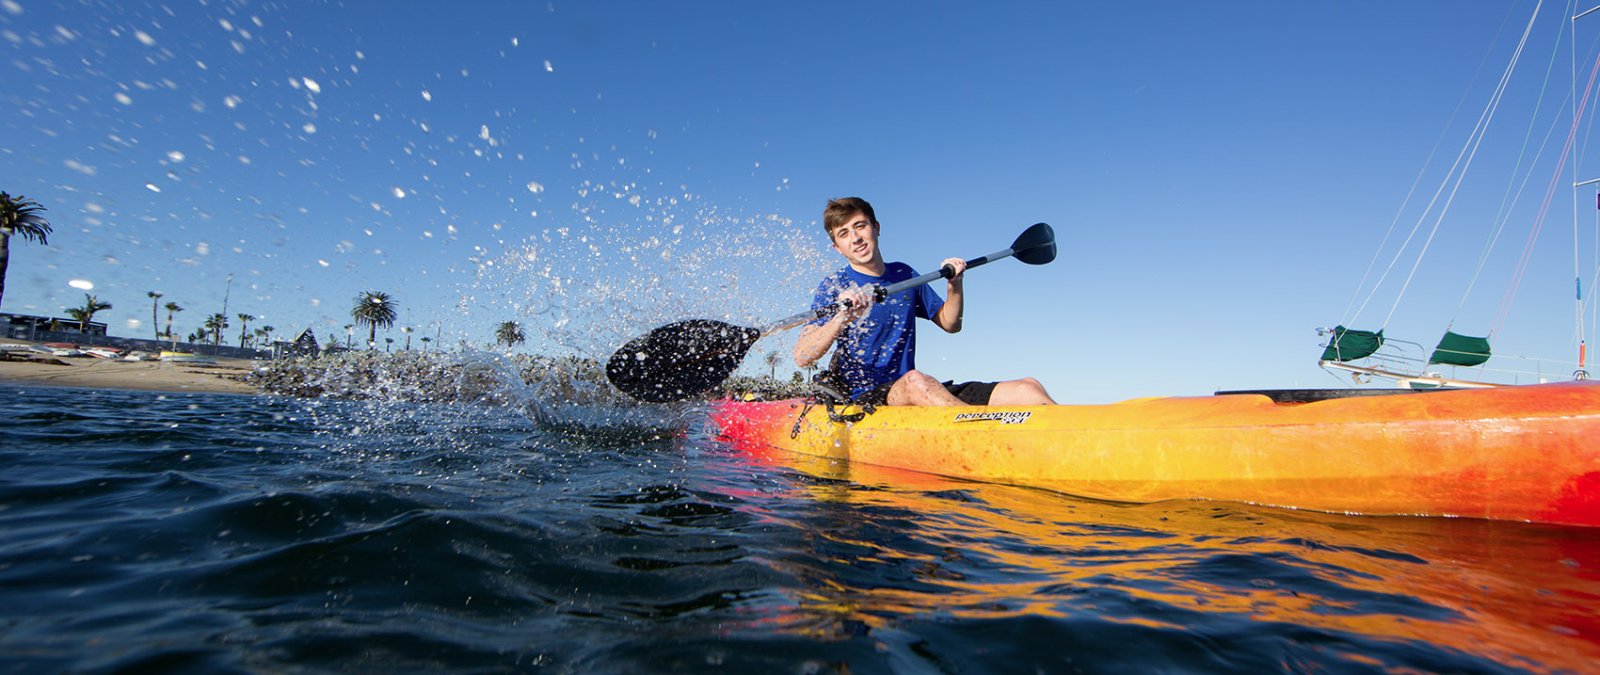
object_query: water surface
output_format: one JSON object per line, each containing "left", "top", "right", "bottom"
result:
{"left": 2, "top": 385, "right": 1595, "bottom": 673}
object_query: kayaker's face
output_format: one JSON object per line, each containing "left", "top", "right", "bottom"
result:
{"left": 830, "top": 212, "right": 881, "bottom": 269}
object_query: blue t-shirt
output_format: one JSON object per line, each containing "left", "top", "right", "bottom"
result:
{"left": 809, "top": 262, "right": 945, "bottom": 398}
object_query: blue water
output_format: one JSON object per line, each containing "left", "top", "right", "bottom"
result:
{"left": 3, "top": 385, "right": 1598, "bottom": 673}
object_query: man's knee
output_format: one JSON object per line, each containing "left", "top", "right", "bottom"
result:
{"left": 891, "top": 369, "right": 940, "bottom": 398}
{"left": 888, "top": 370, "right": 959, "bottom": 406}
{"left": 992, "top": 377, "right": 1055, "bottom": 405}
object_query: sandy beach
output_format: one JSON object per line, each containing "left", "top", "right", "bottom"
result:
{"left": 0, "top": 340, "right": 260, "bottom": 395}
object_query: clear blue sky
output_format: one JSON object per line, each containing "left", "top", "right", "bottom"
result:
{"left": 2, "top": 0, "right": 1596, "bottom": 402}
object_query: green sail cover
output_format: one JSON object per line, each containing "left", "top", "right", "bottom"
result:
{"left": 1429, "top": 331, "right": 1491, "bottom": 367}
{"left": 1320, "top": 326, "right": 1384, "bottom": 362}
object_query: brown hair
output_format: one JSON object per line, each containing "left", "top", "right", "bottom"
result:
{"left": 823, "top": 197, "right": 877, "bottom": 237}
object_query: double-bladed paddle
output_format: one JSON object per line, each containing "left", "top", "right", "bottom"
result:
{"left": 606, "top": 222, "right": 1058, "bottom": 402}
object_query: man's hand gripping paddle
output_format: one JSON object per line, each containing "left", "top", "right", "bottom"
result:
{"left": 605, "top": 223, "right": 1057, "bottom": 403}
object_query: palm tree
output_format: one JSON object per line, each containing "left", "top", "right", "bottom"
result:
{"left": 64, "top": 294, "right": 112, "bottom": 333}
{"left": 0, "top": 192, "right": 53, "bottom": 309}
{"left": 401, "top": 326, "right": 413, "bottom": 350}
{"left": 259, "top": 325, "right": 275, "bottom": 346}
{"left": 342, "top": 324, "right": 354, "bottom": 349}
{"left": 384, "top": 337, "right": 394, "bottom": 352}
{"left": 350, "top": 291, "right": 397, "bottom": 349}
{"left": 764, "top": 350, "right": 782, "bottom": 381}
{"left": 163, "top": 303, "right": 183, "bottom": 340}
{"left": 147, "top": 291, "right": 164, "bottom": 340}
{"left": 236, "top": 313, "right": 253, "bottom": 348}
{"left": 203, "top": 313, "right": 228, "bottom": 346}
{"left": 495, "top": 321, "right": 526, "bottom": 349}
{"left": 420, "top": 336, "right": 432, "bottom": 351}
{"left": 163, "top": 303, "right": 183, "bottom": 348}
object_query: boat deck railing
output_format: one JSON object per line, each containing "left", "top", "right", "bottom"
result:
{"left": 1318, "top": 334, "right": 1585, "bottom": 387}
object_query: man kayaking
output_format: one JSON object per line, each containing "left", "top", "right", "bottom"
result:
{"left": 793, "top": 197, "right": 1057, "bottom": 406}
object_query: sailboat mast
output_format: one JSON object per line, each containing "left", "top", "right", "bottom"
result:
{"left": 1572, "top": 7, "right": 1598, "bottom": 378}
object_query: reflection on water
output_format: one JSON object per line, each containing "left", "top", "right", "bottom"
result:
{"left": 723, "top": 440, "right": 1600, "bottom": 673}
{"left": 2, "top": 385, "right": 1596, "bottom": 673}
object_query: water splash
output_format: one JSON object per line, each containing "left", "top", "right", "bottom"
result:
{"left": 248, "top": 349, "right": 694, "bottom": 439}
{"left": 470, "top": 205, "right": 832, "bottom": 365}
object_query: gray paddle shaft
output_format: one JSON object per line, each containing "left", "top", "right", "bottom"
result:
{"left": 756, "top": 242, "right": 1024, "bottom": 336}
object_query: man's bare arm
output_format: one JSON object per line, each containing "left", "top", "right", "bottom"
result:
{"left": 794, "top": 287, "right": 872, "bottom": 366}
{"left": 931, "top": 257, "right": 965, "bottom": 333}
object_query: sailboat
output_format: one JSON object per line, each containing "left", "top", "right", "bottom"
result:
{"left": 1321, "top": 1, "right": 1599, "bottom": 390}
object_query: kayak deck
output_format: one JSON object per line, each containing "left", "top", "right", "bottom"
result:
{"left": 710, "top": 382, "right": 1600, "bottom": 527}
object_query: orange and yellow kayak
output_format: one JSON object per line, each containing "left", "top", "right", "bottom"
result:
{"left": 710, "top": 382, "right": 1600, "bottom": 527}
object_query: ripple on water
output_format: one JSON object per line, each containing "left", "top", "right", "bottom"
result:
{"left": 2, "top": 385, "right": 1598, "bottom": 673}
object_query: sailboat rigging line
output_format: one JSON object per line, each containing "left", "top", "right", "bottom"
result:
{"left": 1342, "top": 124, "right": 1458, "bottom": 326}
{"left": 1590, "top": 198, "right": 1600, "bottom": 340}
{"left": 1340, "top": 5, "right": 1529, "bottom": 327}
{"left": 1382, "top": 2, "right": 1546, "bottom": 330}
{"left": 1571, "top": 9, "right": 1597, "bottom": 351}
{"left": 1461, "top": 92, "right": 1569, "bottom": 316}
{"left": 1456, "top": 14, "right": 1571, "bottom": 322}
{"left": 1492, "top": 43, "right": 1600, "bottom": 336}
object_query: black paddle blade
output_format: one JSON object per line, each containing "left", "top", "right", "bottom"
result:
{"left": 1012, "top": 223, "right": 1056, "bottom": 265}
{"left": 605, "top": 319, "right": 762, "bottom": 402}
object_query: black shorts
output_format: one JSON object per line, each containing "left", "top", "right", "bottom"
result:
{"left": 943, "top": 380, "right": 998, "bottom": 405}
{"left": 855, "top": 379, "right": 997, "bottom": 406}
